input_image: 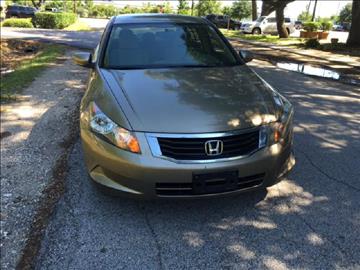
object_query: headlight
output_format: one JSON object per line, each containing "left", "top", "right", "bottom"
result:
{"left": 86, "top": 102, "right": 141, "bottom": 154}
{"left": 269, "top": 93, "right": 294, "bottom": 145}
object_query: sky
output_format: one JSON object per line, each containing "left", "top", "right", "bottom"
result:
{"left": 97, "top": 0, "right": 352, "bottom": 19}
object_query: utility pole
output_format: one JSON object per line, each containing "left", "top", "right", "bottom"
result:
{"left": 311, "top": 0, "right": 318, "bottom": 21}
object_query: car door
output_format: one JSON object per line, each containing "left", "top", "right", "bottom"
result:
{"left": 263, "top": 17, "right": 277, "bottom": 34}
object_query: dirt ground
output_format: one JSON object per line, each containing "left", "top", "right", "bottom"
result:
{"left": 0, "top": 51, "right": 88, "bottom": 269}
{"left": 0, "top": 39, "right": 44, "bottom": 73}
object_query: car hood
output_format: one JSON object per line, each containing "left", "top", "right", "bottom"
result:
{"left": 102, "top": 65, "right": 278, "bottom": 133}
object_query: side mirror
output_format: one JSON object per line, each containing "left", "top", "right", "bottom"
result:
{"left": 239, "top": 50, "right": 253, "bottom": 63}
{"left": 73, "top": 52, "right": 93, "bottom": 68}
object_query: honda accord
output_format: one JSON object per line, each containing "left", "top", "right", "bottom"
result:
{"left": 73, "top": 14, "right": 295, "bottom": 198}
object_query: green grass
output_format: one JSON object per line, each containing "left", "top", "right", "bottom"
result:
{"left": 64, "top": 21, "right": 93, "bottom": 31}
{"left": 221, "top": 29, "right": 305, "bottom": 46}
{"left": 0, "top": 45, "right": 65, "bottom": 101}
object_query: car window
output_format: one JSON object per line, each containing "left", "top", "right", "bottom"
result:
{"left": 256, "top": 16, "right": 266, "bottom": 23}
{"left": 103, "top": 23, "right": 239, "bottom": 69}
{"left": 285, "top": 18, "right": 291, "bottom": 23}
{"left": 267, "top": 18, "right": 276, "bottom": 23}
{"left": 217, "top": 16, "right": 224, "bottom": 20}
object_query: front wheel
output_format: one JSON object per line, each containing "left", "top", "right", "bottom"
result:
{"left": 252, "top": 28, "right": 261, "bottom": 35}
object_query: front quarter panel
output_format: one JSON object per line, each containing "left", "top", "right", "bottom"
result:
{"left": 80, "top": 68, "right": 132, "bottom": 131}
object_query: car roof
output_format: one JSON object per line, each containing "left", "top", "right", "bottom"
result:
{"left": 113, "top": 14, "right": 207, "bottom": 25}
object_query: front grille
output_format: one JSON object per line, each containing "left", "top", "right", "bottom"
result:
{"left": 157, "top": 129, "right": 259, "bottom": 160}
{"left": 156, "top": 173, "right": 265, "bottom": 196}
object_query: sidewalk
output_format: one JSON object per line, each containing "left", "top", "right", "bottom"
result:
{"left": 229, "top": 38, "right": 360, "bottom": 80}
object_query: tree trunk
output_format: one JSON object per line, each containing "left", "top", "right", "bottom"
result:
{"left": 311, "top": 0, "right": 318, "bottom": 21}
{"left": 191, "top": 0, "right": 195, "bottom": 16}
{"left": 252, "top": 0, "right": 257, "bottom": 21}
{"left": 276, "top": 6, "right": 289, "bottom": 38}
{"left": 347, "top": 0, "right": 360, "bottom": 46}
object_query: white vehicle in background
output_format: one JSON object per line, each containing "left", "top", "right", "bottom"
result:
{"left": 240, "top": 16, "right": 295, "bottom": 35}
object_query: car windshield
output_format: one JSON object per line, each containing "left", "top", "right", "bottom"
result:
{"left": 103, "top": 23, "right": 239, "bottom": 69}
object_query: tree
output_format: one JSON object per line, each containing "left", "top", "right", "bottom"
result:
{"left": 191, "top": 0, "right": 195, "bottom": 15}
{"left": 222, "top": 6, "right": 232, "bottom": 16}
{"left": 230, "top": 0, "right": 251, "bottom": 20}
{"left": 196, "top": 0, "right": 221, "bottom": 16}
{"left": 252, "top": 0, "right": 257, "bottom": 21}
{"left": 261, "top": 0, "right": 295, "bottom": 38}
{"left": 339, "top": 3, "right": 352, "bottom": 23}
{"left": 311, "top": 0, "right": 318, "bottom": 21}
{"left": 347, "top": 0, "right": 360, "bottom": 46}
{"left": 298, "top": 10, "right": 312, "bottom": 21}
{"left": 178, "top": 0, "right": 190, "bottom": 15}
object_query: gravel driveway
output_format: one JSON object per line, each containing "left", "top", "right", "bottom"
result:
{"left": 35, "top": 60, "right": 360, "bottom": 270}
{"left": 0, "top": 53, "right": 88, "bottom": 269}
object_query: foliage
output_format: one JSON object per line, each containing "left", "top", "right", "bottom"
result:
{"left": 229, "top": 0, "right": 251, "bottom": 20}
{"left": 305, "top": 38, "right": 320, "bottom": 48}
{"left": 221, "top": 29, "right": 305, "bottom": 45}
{"left": 88, "top": 4, "right": 118, "bottom": 18}
{"left": 178, "top": 0, "right": 190, "bottom": 15}
{"left": 297, "top": 11, "right": 311, "bottom": 21}
{"left": 141, "top": 2, "right": 172, "bottom": 14}
{"left": 221, "top": 6, "right": 232, "bottom": 16}
{"left": 7, "top": 0, "right": 45, "bottom": 8}
{"left": 339, "top": 3, "right": 352, "bottom": 23}
{"left": 319, "top": 20, "right": 333, "bottom": 31}
{"left": 64, "top": 21, "right": 92, "bottom": 31}
{"left": 120, "top": 5, "right": 141, "bottom": 14}
{"left": 196, "top": 0, "right": 221, "bottom": 16}
{"left": 2, "top": 18, "right": 34, "bottom": 28}
{"left": 303, "top": 21, "right": 320, "bottom": 32}
{"left": 32, "top": 12, "right": 77, "bottom": 29}
{"left": 330, "top": 15, "right": 339, "bottom": 24}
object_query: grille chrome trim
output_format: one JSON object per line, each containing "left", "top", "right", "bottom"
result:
{"left": 146, "top": 127, "right": 266, "bottom": 164}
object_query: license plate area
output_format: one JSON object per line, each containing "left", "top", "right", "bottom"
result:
{"left": 192, "top": 171, "right": 238, "bottom": 195}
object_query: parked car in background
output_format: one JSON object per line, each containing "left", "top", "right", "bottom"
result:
{"left": 205, "top": 14, "right": 242, "bottom": 30}
{"left": 73, "top": 14, "right": 295, "bottom": 199}
{"left": 294, "top": 20, "right": 302, "bottom": 30}
{"left": 5, "top": 5, "right": 36, "bottom": 18}
{"left": 44, "top": 7, "right": 61, "bottom": 13}
{"left": 241, "top": 16, "right": 295, "bottom": 35}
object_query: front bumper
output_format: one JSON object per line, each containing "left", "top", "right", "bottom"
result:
{"left": 240, "top": 26, "right": 253, "bottom": 34}
{"left": 81, "top": 127, "right": 294, "bottom": 199}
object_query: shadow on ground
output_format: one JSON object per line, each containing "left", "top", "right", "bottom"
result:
{"left": 36, "top": 61, "right": 360, "bottom": 270}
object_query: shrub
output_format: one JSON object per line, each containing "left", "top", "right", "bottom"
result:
{"left": 89, "top": 4, "right": 119, "bottom": 18}
{"left": 305, "top": 38, "right": 320, "bottom": 48}
{"left": 320, "top": 20, "right": 333, "bottom": 31}
{"left": 33, "top": 12, "right": 77, "bottom": 29}
{"left": 2, "top": 18, "right": 34, "bottom": 28}
{"left": 303, "top": 21, "right": 320, "bottom": 32}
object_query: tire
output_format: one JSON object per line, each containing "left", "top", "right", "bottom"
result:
{"left": 252, "top": 28, "right": 261, "bottom": 35}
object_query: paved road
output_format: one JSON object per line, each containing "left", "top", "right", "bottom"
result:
{"left": 1, "top": 27, "right": 102, "bottom": 49}
{"left": 34, "top": 60, "right": 360, "bottom": 269}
